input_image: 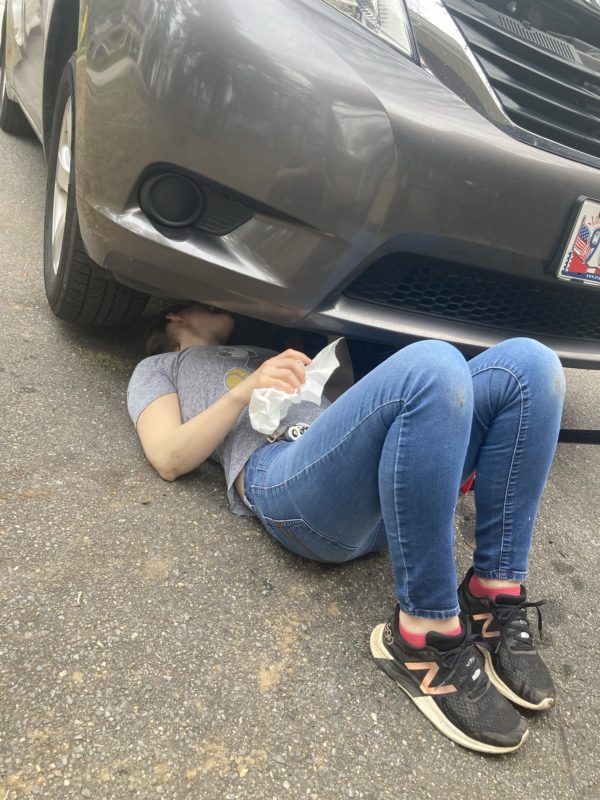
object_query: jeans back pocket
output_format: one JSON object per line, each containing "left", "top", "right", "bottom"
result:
{"left": 260, "top": 515, "right": 357, "bottom": 564}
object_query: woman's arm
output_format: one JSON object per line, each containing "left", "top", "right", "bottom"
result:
{"left": 136, "top": 390, "right": 250, "bottom": 481}
{"left": 135, "top": 349, "right": 312, "bottom": 481}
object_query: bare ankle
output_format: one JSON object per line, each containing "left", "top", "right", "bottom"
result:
{"left": 399, "top": 610, "right": 460, "bottom": 635}
{"left": 476, "top": 576, "right": 521, "bottom": 589}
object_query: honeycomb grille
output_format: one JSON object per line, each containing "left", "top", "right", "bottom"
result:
{"left": 343, "top": 255, "right": 600, "bottom": 340}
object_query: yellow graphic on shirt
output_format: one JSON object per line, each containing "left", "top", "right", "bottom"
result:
{"left": 225, "top": 367, "right": 251, "bottom": 390}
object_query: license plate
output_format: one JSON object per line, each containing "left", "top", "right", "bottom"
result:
{"left": 556, "top": 198, "right": 600, "bottom": 287}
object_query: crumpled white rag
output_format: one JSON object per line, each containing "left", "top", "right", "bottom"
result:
{"left": 248, "top": 337, "right": 342, "bottom": 435}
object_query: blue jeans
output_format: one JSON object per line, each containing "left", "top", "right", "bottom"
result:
{"left": 243, "top": 338, "right": 566, "bottom": 619}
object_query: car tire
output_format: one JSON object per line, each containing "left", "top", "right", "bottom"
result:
{"left": 43, "top": 56, "right": 149, "bottom": 325}
{"left": 0, "top": 21, "right": 31, "bottom": 135}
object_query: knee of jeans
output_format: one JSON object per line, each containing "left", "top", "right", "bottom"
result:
{"left": 393, "top": 339, "right": 473, "bottom": 408}
{"left": 503, "top": 337, "right": 566, "bottom": 400}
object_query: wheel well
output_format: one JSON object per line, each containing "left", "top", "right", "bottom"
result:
{"left": 42, "top": 0, "right": 79, "bottom": 153}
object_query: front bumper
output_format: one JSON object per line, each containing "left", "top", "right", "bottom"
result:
{"left": 76, "top": 0, "right": 600, "bottom": 367}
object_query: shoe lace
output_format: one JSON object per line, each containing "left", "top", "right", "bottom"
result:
{"left": 491, "top": 599, "right": 545, "bottom": 653}
{"left": 439, "top": 620, "right": 488, "bottom": 698}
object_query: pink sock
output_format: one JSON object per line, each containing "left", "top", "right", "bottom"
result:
{"left": 399, "top": 623, "right": 462, "bottom": 649}
{"left": 469, "top": 574, "right": 521, "bottom": 601}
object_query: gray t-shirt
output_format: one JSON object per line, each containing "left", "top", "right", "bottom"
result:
{"left": 127, "top": 344, "right": 331, "bottom": 516}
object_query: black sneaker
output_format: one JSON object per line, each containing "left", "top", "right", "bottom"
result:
{"left": 369, "top": 606, "right": 528, "bottom": 754}
{"left": 458, "top": 567, "right": 556, "bottom": 711}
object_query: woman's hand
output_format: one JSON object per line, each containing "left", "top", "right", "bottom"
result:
{"left": 231, "top": 349, "right": 312, "bottom": 405}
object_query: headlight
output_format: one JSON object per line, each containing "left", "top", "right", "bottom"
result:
{"left": 322, "top": 0, "right": 414, "bottom": 57}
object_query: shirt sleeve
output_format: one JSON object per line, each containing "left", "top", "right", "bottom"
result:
{"left": 127, "top": 356, "right": 177, "bottom": 427}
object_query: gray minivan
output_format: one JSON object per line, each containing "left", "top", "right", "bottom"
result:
{"left": 1, "top": 0, "right": 599, "bottom": 366}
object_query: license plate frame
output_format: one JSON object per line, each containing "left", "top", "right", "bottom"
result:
{"left": 556, "top": 197, "right": 600, "bottom": 288}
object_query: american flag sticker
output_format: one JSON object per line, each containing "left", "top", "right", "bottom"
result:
{"left": 558, "top": 199, "right": 600, "bottom": 286}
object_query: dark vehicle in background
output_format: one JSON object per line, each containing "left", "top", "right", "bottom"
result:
{"left": 1, "top": 0, "right": 599, "bottom": 367}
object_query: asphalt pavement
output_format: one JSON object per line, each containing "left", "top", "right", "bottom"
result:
{"left": 1, "top": 129, "right": 599, "bottom": 800}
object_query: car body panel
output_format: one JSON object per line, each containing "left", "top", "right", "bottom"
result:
{"left": 3, "top": 0, "right": 600, "bottom": 366}
{"left": 76, "top": 4, "right": 600, "bottom": 319}
{"left": 3, "top": 0, "right": 60, "bottom": 137}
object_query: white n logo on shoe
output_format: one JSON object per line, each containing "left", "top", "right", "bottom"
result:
{"left": 473, "top": 613, "right": 501, "bottom": 638}
{"left": 404, "top": 662, "right": 457, "bottom": 695}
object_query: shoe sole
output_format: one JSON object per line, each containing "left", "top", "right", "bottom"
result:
{"left": 369, "top": 624, "right": 529, "bottom": 755}
{"left": 478, "top": 646, "right": 556, "bottom": 711}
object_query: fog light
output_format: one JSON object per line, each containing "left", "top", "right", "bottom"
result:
{"left": 139, "top": 173, "right": 205, "bottom": 227}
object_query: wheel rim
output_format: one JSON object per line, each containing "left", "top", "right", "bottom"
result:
{"left": 51, "top": 97, "right": 72, "bottom": 275}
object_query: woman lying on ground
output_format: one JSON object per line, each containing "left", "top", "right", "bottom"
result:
{"left": 127, "top": 301, "right": 566, "bottom": 755}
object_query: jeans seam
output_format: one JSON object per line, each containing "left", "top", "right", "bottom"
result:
{"left": 470, "top": 363, "right": 525, "bottom": 576}
{"left": 391, "top": 411, "right": 413, "bottom": 612}
{"left": 254, "top": 440, "right": 287, "bottom": 471}
{"left": 365, "top": 518, "right": 386, "bottom": 552}
{"left": 262, "top": 515, "right": 359, "bottom": 553}
{"left": 250, "top": 397, "right": 407, "bottom": 492}
{"left": 265, "top": 518, "right": 333, "bottom": 562}
{"left": 474, "top": 569, "right": 528, "bottom": 581}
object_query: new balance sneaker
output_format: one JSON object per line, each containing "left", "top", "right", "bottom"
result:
{"left": 369, "top": 606, "right": 528, "bottom": 754}
{"left": 458, "top": 567, "right": 556, "bottom": 711}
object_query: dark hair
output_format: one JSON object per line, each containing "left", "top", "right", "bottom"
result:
{"left": 143, "top": 302, "right": 196, "bottom": 357}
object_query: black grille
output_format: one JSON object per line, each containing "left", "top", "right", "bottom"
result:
{"left": 343, "top": 255, "right": 600, "bottom": 340}
{"left": 444, "top": 0, "right": 600, "bottom": 158}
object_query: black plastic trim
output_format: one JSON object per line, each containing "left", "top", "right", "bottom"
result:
{"left": 343, "top": 253, "right": 600, "bottom": 341}
{"left": 444, "top": 0, "right": 600, "bottom": 159}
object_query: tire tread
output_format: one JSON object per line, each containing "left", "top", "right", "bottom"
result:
{"left": 43, "top": 56, "right": 148, "bottom": 327}
{"left": 55, "top": 226, "right": 147, "bottom": 326}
